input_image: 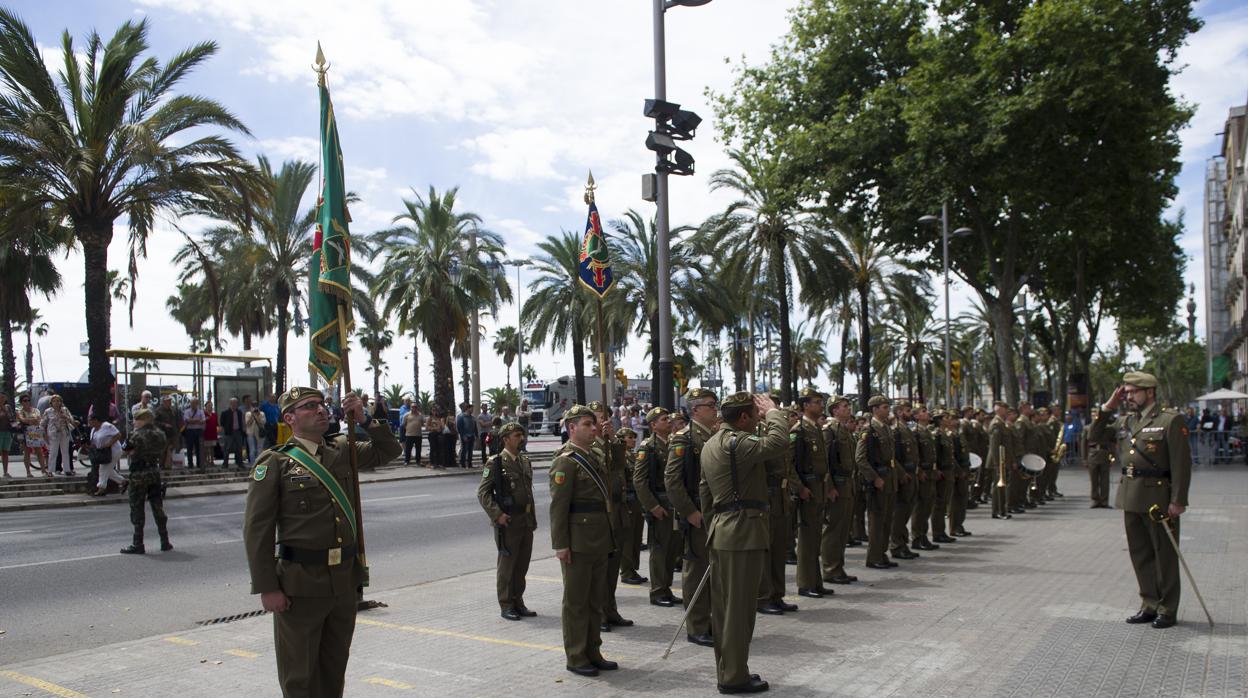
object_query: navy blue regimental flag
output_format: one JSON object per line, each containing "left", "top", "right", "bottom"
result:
{"left": 577, "top": 199, "right": 614, "bottom": 298}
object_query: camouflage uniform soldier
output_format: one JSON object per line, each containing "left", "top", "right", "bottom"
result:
{"left": 120, "top": 409, "right": 171, "bottom": 554}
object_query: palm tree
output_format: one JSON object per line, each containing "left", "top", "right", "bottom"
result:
{"left": 493, "top": 326, "right": 524, "bottom": 389}
{"left": 358, "top": 323, "right": 394, "bottom": 399}
{"left": 791, "top": 317, "right": 832, "bottom": 387}
{"left": 879, "top": 274, "right": 939, "bottom": 402}
{"left": 0, "top": 198, "right": 65, "bottom": 397}
{"left": 0, "top": 13, "right": 262, "bottom": 415}
{"left": 522, "top": 230, "right": 593, "bottom": 403}
{"left": 23, "top": 308, "right": 48, "bottom": 388}
{"left": 370, "top": 187, "right": 511, "bottom": 413}
{"left": 166, "top": 282, "right": 218, "bottom": 352}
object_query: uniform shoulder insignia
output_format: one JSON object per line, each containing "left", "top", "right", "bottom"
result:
{"left": 636, "top": 450, "right": 646, "bottom": 463}
{"left": 482, "top": 466, "right": 491, "bottom": 477}
{"left": 253, "top": 464, "right": 268, "bottom": 481}
{"left": 748, "top": 435, "right": 761, "bottom": 442}
{"left": 789, "top": 432, "right": 797, "bottom": 442}
{"left": 673, "top": 444, "right": 686, "bottom": 457}
{"left": 553, "top": 470, "right": 566, "bottom": 485}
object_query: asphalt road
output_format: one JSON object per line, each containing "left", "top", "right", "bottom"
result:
{"left": 0, "top": 473, "right": 554, "bottom": 664}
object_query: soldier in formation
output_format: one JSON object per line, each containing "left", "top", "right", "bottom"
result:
{"left": 666, "top": 388, "right": 720, "bottom": 645}
{"left": 477, "top": 422, "right": 537, "bottom": 621}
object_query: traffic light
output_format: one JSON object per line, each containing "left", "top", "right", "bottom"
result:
{"left": 644, "top": 99, "right": 700, "bottom": 176}
{"left": 615, "top": 367, "right": 628, "bottom": 389}
{"left": 673, "top": 363, "right": 685, "bottom": 392}
{"left": 950, "top": 360, "right": 962, "bottom": 384}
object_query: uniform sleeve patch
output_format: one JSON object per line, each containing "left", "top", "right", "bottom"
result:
{"left": 553, "top": 471, "right": 566, "bottom": 485}
{"left": 748, "top": 435, "right": 761, "bottom": 442}
{"left": 789, "top": 433, "right": 797, "bottom": 442}
{"left": 674, "top": 445, "right": 685, "bottom": 457}
{"left": 636, "top": 451, "right": 646, "bottom": 463}
{"left": 253, "top": 464, "right": 268, "bottom": 481}
{"left": 482, "top": 467, "right": 490, "bottom": 477}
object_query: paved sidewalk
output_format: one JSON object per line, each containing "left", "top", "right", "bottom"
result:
{"left": 2, "top": 465, "right": 1245, "bottom": 697}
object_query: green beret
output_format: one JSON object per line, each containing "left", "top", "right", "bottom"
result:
{"left": 498, "top": 422, "right": 525, "bottom": 438}
{"left": 1123, "top": 371, "right": 1158, "bottom": 388}
{"left": 684, "top": 388, "right": 717, "bottom": 402}
{"left": 280, "top": 387, "right": 325, "bottom": 414}
{"left": 133, "top": 408, "right": 154, "bottom": 421}
{"left": 616, "top": 427, "right": 637, "bottom": 439}
{"left": 721, "top": 392, "right": 755, "bottom": 409}
{"left": 645, "top": 406, "right": 671, "bottom": 423}
{"left": 562, "top": 404, "right": 596, "bottom": 423}
{"left": 867, "top": 395, "right": 890, "bottom": 408}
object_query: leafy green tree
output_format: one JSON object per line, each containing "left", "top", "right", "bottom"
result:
{"left": 522, "top": 230, "right": 592, "bottom": 403}
{"left": 382, "top": 384, "right": 409, "bottom": 406}
{"left": 0, "top": 197, "right": 65, "bottom": 397}
{"left": 484, "top": 386, "right": 519, "bottom": 412}
{"left": 22, "top": 308, "right": 48, "bottom": 390}
{"left": 493, "top": 326, "right": 525, "bottom": 389}
{"left": 166, "top": 282, "right": 219, "bottom": 353}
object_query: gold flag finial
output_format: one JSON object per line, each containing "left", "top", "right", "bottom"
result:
{"left": 314, "top": 42, "right": 329, "bottom": 85}
{"left": 584, "top": 170, "right": 596, "bottom": 205}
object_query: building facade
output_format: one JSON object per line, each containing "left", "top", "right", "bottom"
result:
{"left": 1215, "top": 102, "right": 1248, "bottom": 393}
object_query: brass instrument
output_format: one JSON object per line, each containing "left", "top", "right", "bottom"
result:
{"left": 1050, "top": 427, "right": 1067, "bottom": 462}
{"left": 996, "top": 445, "right": 1007, "bottom": 489}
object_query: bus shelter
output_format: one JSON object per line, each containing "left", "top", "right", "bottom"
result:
{"left": 108, "top": 348, "right": 272, "bottom": 426}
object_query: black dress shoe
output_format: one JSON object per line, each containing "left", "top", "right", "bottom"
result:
{"left": 688, "top": 632, "right": 714, "bottom": 646}
{"left": 600, "top": 623, "right": 611, "bottom": 632}
{"left": 1125, "top": 610, "right": 1158, "bottom": 624}
{"left": 620, "top": 574, "right": 648, "bottom": 585}
{"left": 1052, "top": 491, "right": 1064, "bottom": 497}
{"left": 566, "top": 664, "right": 599, "bottom": 677}
{"left": 954, "top": 529, "right": 972, "bottom": 537}
{"left": 933, "top": 534, "right": 957, "bottom": 543}
{"left": 120, "top": 545, "right": 145, "bottom": 555}
{"left": 785, "top": 555, "right": 798, "bottom": 565}
{"left": 966, "top": 501, "right": 979, "bottom": 509}
{"left": 718, "top": 675, "right": 769, "bottom": 694}
{"left": 607, "top": 616, "right": 634, "bottom": 627}
{"left": 651, "top": 596, "right": 676, "bottom": 608}
{"left": 1151, "top": 614, "right": 1176, "bottom": 629}
{"left": 516, "top": 606, "right": 537, "bottom": 617}
{"left": 825, "top": 574, "right": 857, "bottom": 584}
{"left": 778, "top": 600, "right": 799, "bottom": 612}
{"left": 501, "top": 608, "right": 522, "bottom": 621}
{"left": 846, "top": 538, "right": 862, "bottom": 547}
{"left": 891, "top": 550, "right": 919, "bottom": 560}
{"left": 590, "top": 658, "right": 619, "bottom": 670}
{"left": 886, "top": 560, "right": 900, "bottom": 567}
{"left": 797, "top": 588, "right": 823, "bottom": 598}
{"left": 757, "top": 602, "right": 785, "bottom": 615}
{"left": 866, "top": 561, "right": 892, "bottom": 570}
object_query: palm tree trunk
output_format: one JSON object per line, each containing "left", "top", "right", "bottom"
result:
{"left": 774, "top": 242, "right": 794, "bottom": 402}
{"left": 82, "top": 231, "right": 114, "bottom": 417}
{"left": 431, "top": 335, "right": 454, "bottom": 413}
{"left": 461, "top": 351, "right": 470, "bottom": 407}
{"left": 275, "top": 285, "right": 290, "bottom": 394}
{"left": 837, "top": 316, "right": 850, "bottom": 396}
{"left": 372, "top": 351, "right": 382, "bottom": 398}
{"left": 412, "top": 336, "right": 420, "bottom": 401}
{"left": 242, "top": 328, "right": 253, "bottom": 351}
{"left": 857, "top": 283, "right": 871, "bottom": 412}
{"left": 915, "top": 352, "right": 925, "bottom": 403}
{"left": 0, "top": 308, "right": 14, "bottom": 398}
{"left": 572, "top": 323, "right": 587, "bottom": 404}
{"left": 24, "top": 323, "right": 34, "bottom": 392}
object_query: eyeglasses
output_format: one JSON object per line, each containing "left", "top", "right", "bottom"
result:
{"left": 293, "top": 401, "right": 328, "bottom": 412}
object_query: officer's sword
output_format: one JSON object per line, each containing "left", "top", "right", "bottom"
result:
{"left": 1148, "top": 505, "right": 1214, "bottom": 627}
{"left": 661, "top": 560, "right": 713, "bottom": 660}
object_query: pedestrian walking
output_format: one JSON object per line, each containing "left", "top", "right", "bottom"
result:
{"left": 87, "top": 414, "right": 127, "bottom": 496}
{"left": 120, "top": 409, "right": 171, "bottom": 554}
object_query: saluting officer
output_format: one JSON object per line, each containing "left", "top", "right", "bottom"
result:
{"left": 243, "top": 388, "right": 402, "bottom": 697}
{"left": 477, "top": 422, "right": 537, "bottom": 621}
{"left": 791, "top": 387, "right": 829, "bottom": 597}
{"left": 665, "top": 387, "right": 719, "bottom": 646}
{"left": 1089, "top": 372, "right": 1192, "bottom": 629}
{"left": 855, "top": 395, "right": 897, "bottom": 569}
{"left": 821, "top": 395, "right": 859, "bottom": 585}
{"left": 616, "top": 427, "right": 648, "bottom": 584}
{"left": 699, "top": 392, "right": 788, "bottom": 695}
{"left": 549, "top": 405, "right": 619, "bottom": 676}
{"left": 634, "top": 406, "right": 682, "bottom": 607}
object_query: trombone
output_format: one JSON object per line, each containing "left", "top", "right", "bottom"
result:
{"left": 997, "top": 445, "right": 1007, "bottom": 489}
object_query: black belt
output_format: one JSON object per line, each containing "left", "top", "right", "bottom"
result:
{"left": 766, "top": 475, "right": 784, "bottom": 486}
{"left": 569, "top": 501, "right": 607, "bottom": 513}
{"left": 901, "top": 463, "right": 918, "bottom": 473}
{"left": 831, "top": 475, "right": 850, "bottom": 485}
{"left": 713, "top": 499, "right": 768, "bottom": 514}
{"left": 799, "top": 473, "right": 820, "bottom": 483}
{"left": 1122, "top": 466, "right": 1169, "bottom": 479}
{"left": 278, "top": 543, "right": 357, "bottom": 566}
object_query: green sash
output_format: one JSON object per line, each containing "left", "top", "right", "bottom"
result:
{"left": 279, "top": 443, "right": 358, "bottom": 541}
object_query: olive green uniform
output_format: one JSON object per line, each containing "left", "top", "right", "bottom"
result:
{"left": 1089, "top": 402, "right": 1192, "bottom": 617}
{"left": 619, "top": 440, "right": 646, "bottom": 581}
{"left": 243, "top": 420, "right": 401, "bottom": 698}
{"left": 125, "top": 424, "right": 170, "bottom": 550}
{"left": 947, "top": 427, "right": 971, "bottom": 534}
{"left": 1008, "top": 419, "right": 1029, "bottom": 509}
{"left": 1087, "top": 418, "right": 1115, "bottom": 507}
{"left": 549, "top": 442, "right": 615, "bottom": 668}
{"left": 595, "top": 435, "right": 629, "bottom": 624}
{"left": 699, "top": 409, "right": 790, "bottom": 689}
{"left": 855, "top": 418, "right": 896, "bottom": 566}
{"left": 821, "top": 419, "right": 857, "bottom": 579}
{"left": 758, "top": 429, "right": 798, "bottom": 607}
{"left": 987, "top": 416, "right": 1012, "bottom": 517}
{"left": 665, "top": 421, "right": 715, "bottom": 635}
{"left": 890, "top": 420, "right": 919, "bottom": 554}
{"left": 477, "top": 449, "right": 536, "bottom": 612}
{"left": 791, "top": 416, "right": 827, "bottom": 590}
{"left": 634, "top": 433, "right": 682, "bottom": 602}
{"left": 931, "top": 426, "right": 956, "bottom": 537}
{"left": 909, "top": 423, "right": 938, "bottom": 545}
{"left": 1023, "top": 419, "right": 1050, "bottom": 505}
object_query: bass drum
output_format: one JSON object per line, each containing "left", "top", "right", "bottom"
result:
{"left": 1020, "top": 453, "right": 1047, "bottom": 475}
{"left": 968, "top": 452, "right": 983, "bottom": 471}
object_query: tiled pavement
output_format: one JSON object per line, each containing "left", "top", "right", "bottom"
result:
{"left": 2, "top": 464, "right": 1245, "bottom": 697}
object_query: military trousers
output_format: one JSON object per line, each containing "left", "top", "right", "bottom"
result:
{"left": 852, "top": 485, "right": 867, "bottom": 541}
{"left": 795, "top": 488, "right": 826, "bottom": 590}
{"left": 495, "top": 524, "right": 533, "bottom": 611}
{"left": 910, "top": 472, "right": 936, "bottom": 541}
{"left": 682, "top": 523, "right": 712, "bottom": 635}
{"left": 620, "top": 498, "right": 644, "bottom": 578}
{"left": 128, "top": 469, "right": 168, "bottom": 547}
{"left": 1124, "top": 511, "right": 1181, "bottom": 616}
{"left": 759, "top": 496, "right": 790, "bottom": 604}
{"left": 991, "top": 469, "right": 1010, "bottom": 517}
{"left": 930, "top": 473, "right": 953, "bottom": 537}
{"left": 820, "top": 486, "right": 854, "bottom": 579}
{"left": 647, "top": 509, "right": 683, "bottom": 601}
{"left": 710, "top": 547, "right": 764, "bottom": 688}
{"left": 273, "top": 589, "right": 357, "bottom": 698}
{"left": 977, "top": 462, "right": 994, "bottom": 501}
{"left": 560, "top": 551, "right": 608, "bottom": 667}
{"left": 865, "top": 482, "right": 895, "bottom": 566}
{"left": 1088, "top": 456, "right": 1111, "bottom": 506}
{"left": 949, "top": 473, "right": 969, "bottom": 533}
{"left": 890, "top": 473, "right": 917, "bottom": 552}
{"left": 1009, "top": 468, "right": 1029, "bottom": 509}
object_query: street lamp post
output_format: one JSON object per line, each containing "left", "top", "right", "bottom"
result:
{"left": 920, "top": 206, "right": 972, "bottom": 406}
{"left": 505, "top": 259, "right": 527, "bottom": 393}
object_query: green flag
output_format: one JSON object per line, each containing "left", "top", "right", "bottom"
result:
{"left": 308, "top": 73, "right": 353, "bottom": 384}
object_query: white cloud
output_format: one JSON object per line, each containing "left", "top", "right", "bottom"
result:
{"left": 256, "top": 136, "right": 319, "bottom": 163}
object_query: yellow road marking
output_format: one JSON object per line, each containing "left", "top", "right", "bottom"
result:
{"left": 225, "top": 649, "right": 260, "bottom": 658}
{"left": 357, "top": 618, "right": 564, "bottom": 652}
{"left": 529, "top": 574, "right": 682, "bottom": 592}
{"left": 0, "top": 670, "right": 90, "bottom": 698}
{"left": 365, "top": 677, "right": 416, "bottom": 690}
{"left": 162, "top": 636, "right": 199, "bottom": 646}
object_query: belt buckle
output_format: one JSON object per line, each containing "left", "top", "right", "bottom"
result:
{"left": 1125, "top": 465, "right": 1135, "bottom": 479}
{"left": 327, "top": 547, "right": 342, "bottom": 566}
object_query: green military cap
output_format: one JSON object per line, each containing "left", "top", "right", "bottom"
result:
{"left": 721, "top": 392, "right": 755, "bottom": 409}
{"left": 780, "top": 405, "right": 799, "bottom": 419}
{"left": 992, "top": 400, "right": 1008, "bottom": 409}
{"left": 1017, "top": 400, "right": 1032, "bottom": 409}
{"left": 1037, "top": 406, "right": 1050, "bottom": 415}
{"left": 894, "top": 399, "right": 911, "bottom": 408}
{"left": 498, "top": 422, "right": 525, "bottom": 438}
{"left": 645, "top": 406, "right": 670, "bottom": 423}
{"left": 684, "top": 387, "right": 717, "bottom": 402}
{"left": 133, "top": 408, "right": 154, "bottom": 421}
{"left": 586, "top": 400, "right": 607, "bottom": 416}
{"left": 827, "top": 394, "right": 851, "bottom": 407}
{"left": 562, "top": 404, "right": 596, "bottom": 423}
{"left": 796, "top": 386, "right": 824, "bottom": 402}
{"left": 866, "top": 395, "right": 890, "bottom": 408}
{"left": 616, "top": 426, "right": 637, "bottom": 439}
{"left": 280, "top": 386, "right": 325, "bottom": 414}
{"left": 1123, "top": 371, "right": 1158, "bottom": 388}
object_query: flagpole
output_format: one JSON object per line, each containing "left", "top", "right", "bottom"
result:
{"left": 585, "top": 173, "right": 611, "bottom": 407}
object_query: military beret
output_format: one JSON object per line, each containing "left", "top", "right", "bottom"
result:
{"left": 562, "top": 404, "right": 596, "bottom": 423}
{"left": 684, "top": 387, "right": 717, "bottom": 402}
{"left": 867, "top": 395, "right": 890, "bottom": 408}
{"left": 498, "top": 422, "right": 525, "bottom": 438}
{"left": 645, "top": 406, "right": 671, "bottom": 424}
{"left": 616, "top": 426, "right": 637, "bottom": 439}
{"left": 133, "top": 408, "right": 154, "bottom": 421}
{"left": 280, "top": 387, "right": 325, "bottom": 414}
{"left": 1123, "top": 371, "right": 1158, "bottom": 388}
{"left": 586, "top": 401, "right": 607, "bottom": 416}
{"left": 721, "top": 392, "right": 755, "bottom": 409}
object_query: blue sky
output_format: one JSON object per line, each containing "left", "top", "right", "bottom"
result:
{"left": 15, "top": 0, "right": 1248, "bottom": 399}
